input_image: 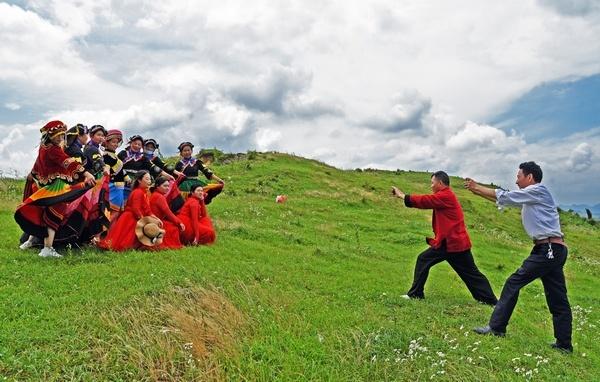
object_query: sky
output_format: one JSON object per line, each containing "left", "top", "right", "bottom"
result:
{"left": 1, "top": 0, "right": 599, "bottom": 204}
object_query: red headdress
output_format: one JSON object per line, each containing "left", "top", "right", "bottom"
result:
{"left": 105, "top": 129, "right": 123, "bottom": 142}
{"left": 40, "top": 120, "right": 68, "bottom": 139}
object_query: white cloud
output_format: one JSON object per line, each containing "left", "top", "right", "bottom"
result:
{"left": 566, "top": 142, "right": 593, "bottom": 172}
{"left": 205, "top": 93, "right": 253, "bottom": 137}
{"left": 364, "top": 90, "right": 431, "bottom": 132}
{"left": 1, "top": 1, "right": 600, "bottom": 203}
{"left": 255, "top": 128, "right": 282, "bottom": 151}
{"left": 446, "top": 121, "right": 516, "bottom": 151}
{"left": 4, "top": 103, "right": 21, "bottom": 110}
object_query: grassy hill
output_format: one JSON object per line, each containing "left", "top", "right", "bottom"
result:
{"left": 0, "top": 152, "right": 598, "bottom": 381}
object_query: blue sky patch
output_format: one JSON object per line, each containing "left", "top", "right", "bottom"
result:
{"left": 490, "top": 74, "right": 600, "bottom": 141}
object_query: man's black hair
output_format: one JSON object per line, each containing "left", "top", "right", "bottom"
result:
{"left": 432, "top": 171, "right": 450, "bottom": 186}
{"left": 519, "top": 161, "right": 543, "bottom": 183}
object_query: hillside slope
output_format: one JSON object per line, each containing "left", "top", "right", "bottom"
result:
{"left": 0, "top": 152, "right": 598, "bottom": 381}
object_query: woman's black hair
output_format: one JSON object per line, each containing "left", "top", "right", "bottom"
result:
{"left": 126, "top": 135, "right": 144, "bottom": 150}
{"left": 178, "top": 141, "right": 194, "bottom": 152}
{"left": 66, "top": 124, "right": 88, "bottom": 147}
{"left": 132, "top": 170, "right": 150, "bottom": 189}
{"left": 189, "top": 184, "right": 202, "bottom": 197}
{"left": 150, "top": 176, "right": 170, "bottom": 193}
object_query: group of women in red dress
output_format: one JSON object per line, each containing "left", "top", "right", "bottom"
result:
{"left": 15, "top": 120, "right": 224, "bottom": 257}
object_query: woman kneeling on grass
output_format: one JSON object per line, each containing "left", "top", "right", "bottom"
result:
{"left": 99, "top": 170, "right": 163, "bottom": 251}
{"left": 149, "top": 176, "right": 185, "bottom": 249}
{"left": 177, "top": 184, "right": 216, "bottom": 245}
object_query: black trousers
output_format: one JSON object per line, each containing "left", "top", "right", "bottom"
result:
{"left": 406, "top": 247, "right": 498, "bottom": 305}
{"left": 489, "top": 243, "right": 572, "bottom": 345}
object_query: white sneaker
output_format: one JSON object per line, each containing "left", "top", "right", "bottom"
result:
{"left": 19, "top": 238, "right": 35, "bottom": 250}
{"left": 38, "top": 247, "right": 62, "bottom": 258}
{"left": 400, "top": 294, "right": 411, "bottom": 300}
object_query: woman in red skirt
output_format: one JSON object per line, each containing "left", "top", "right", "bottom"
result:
{"left": 98, "top": 170, "right": 161, "bottom": 251}
{"left": 177, "top": 184, "right": 216, "bottom": 245}
{"left": 15, "top": 120, "right": 96, "bottom": 257}
{"left": 149, "top": 176, "right": 184, "bottom": 249}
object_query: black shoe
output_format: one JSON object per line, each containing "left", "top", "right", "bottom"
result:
{"left": 473, "top": 325, "right": 505, "bottom": 337}
{"left": 551, "top": 342, "right": 573, "bottom": 353}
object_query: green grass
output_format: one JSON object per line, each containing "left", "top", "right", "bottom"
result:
{"left": 1, "top": 152, "right": 599, "bottom": 381}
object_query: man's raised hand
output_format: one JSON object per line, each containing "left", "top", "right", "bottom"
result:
{"left": 391, "top": 186, "right": 406, "bottom": 200}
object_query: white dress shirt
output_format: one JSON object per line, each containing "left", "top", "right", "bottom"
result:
{"left": 495, "top": 183, "right": 563, "bottom": 240}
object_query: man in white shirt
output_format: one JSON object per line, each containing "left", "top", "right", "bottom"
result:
{"left": 464, "top": 161, "right": 573, "bottom": 353}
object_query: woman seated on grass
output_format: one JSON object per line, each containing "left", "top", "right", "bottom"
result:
{"left": 99, "top": 170, "right": 162, "bottom": 251}
{"left": 149, "top": 176, "right": 184, "bottom": 250}
{"left": 177, "top": 184, "right": 216, "bottom": 245}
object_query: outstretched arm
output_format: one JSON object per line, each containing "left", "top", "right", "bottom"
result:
{"left": 391, "top": 186, "right": 405, "bottom": 200}
{"left": 464, "top": 178, "right": 497, "bottom": 202}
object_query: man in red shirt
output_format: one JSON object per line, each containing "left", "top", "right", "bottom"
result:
{"left": 392, "top": 171, "right": 497, "bottom": 305}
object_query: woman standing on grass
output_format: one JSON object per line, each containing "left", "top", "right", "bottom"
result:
{"left": 103, "top": 129, "right": 125, "bottom": 222}
{"left": 150, "top": 176, "right": 184, "bottom": 249}
{"left": 98, "top": 170, "right": 162, "bottom": 251}
{"left": 77, "top": 124, "right": 111, "bottom": 243}
{"left": 64, "top": 124, "right": 89, "bottom": 164}
{"left": 174, "top": 142, "right": 224, "bottom": 203}
{"left": 177, "top": 184, "right": 216, "bottom": 245}
{"left": 143, "top": 138, "right": 182, "bottom": 178}
{"left": 15, "top": 120, "right": 96, "bottom": 257}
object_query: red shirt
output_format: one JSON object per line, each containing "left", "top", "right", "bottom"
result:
{"left": 150, "top": 191, "right": 182, "bottom": 225}
{"left": 31, "top": 144, "right": 85, "bottom": 185}
{"left": 405, "top": 186, "right": 471, "bottom": 252}
{"left": 124, "top": 188, "right": 153, "bottom": 219}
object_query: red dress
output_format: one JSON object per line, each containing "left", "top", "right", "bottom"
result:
{"left": 177, "top": 195, "right": 216, "bottom": 245}
{"left": 150, "top": 191, "right": 183, "bottom": 249}
{"left": 98, "top": 187, "right": 153, "bottom": 251}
